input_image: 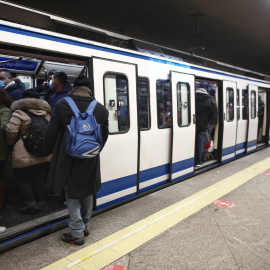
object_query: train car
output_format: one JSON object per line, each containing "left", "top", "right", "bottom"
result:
{"left": 0, "top": 2, "right": 269, "bottom": 252}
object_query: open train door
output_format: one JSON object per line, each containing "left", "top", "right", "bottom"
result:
{"left": 222, "top": 81, "right": 237, "bottom": 162}
{"left": 92, "top": 57, "right": 138, "bottom": 210}
{"left": 247, "top": 84, "right": 258, "bottom": 153}
{"left": 170, "top": 71, "right": 195, "bottom": 182}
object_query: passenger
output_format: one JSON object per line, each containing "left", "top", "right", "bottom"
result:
{"left": 48, "top": 71, "right": 72, "bottom": 110}
{"left": 0, "top": 69, "right": 25, "bottom": 100}
{"left": 195, "top": 83, "right": 216, "bottom": 167}
{"left": 5, "top": 92, "right": 51, "bottom": 214}
{"left": 258, "top": 95, "right": 264, "bottom": 137}
{"left": 202, "top": 93, "right": 217, "bottom": 162}
{"left": 0, "top": 88, "right": 13, "bottom": 211}
{"left": 27, "top": 70, "right": 57, "bottom": 102}
{"left": 43, "top": 74, "right": 109, "bottom": 246}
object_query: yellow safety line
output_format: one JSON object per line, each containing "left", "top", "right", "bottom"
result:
{"left": 42, "top": 157, "right": 270, "bottom": 270}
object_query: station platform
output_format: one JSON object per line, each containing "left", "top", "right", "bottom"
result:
{"left": 1, "top": 148, "right": 270, "bottom": 270}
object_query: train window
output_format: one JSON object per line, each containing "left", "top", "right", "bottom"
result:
{"left": 226, "top": 88, "right": 234, "bottom": 122}
{"left": 104, "top": 73, "right": 129, "bottom": 133}
{"left": 242, "top": 89, "right": 248, "bottom": 120}
{"left": 251, "top": 91, "right": 256, "bottom": 119}
{"left": 177, "top": 82, "right": 190, "bottom": 127}
{"left": 237, "top": 89, "right": 240, "bottom": 120}
{"left": 157, "top": 79, "right": 171, "bottom": 128}
{"left": 138, "top": 78, "right": 150, "bottom": 130}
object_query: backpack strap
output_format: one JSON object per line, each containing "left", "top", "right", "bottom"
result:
{"left": 63, "top": 96, "right": 80, "bottom": 116}
{"left": 85, "top": 99, "right": 98, "bottom": 115}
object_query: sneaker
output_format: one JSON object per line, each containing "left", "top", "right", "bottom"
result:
{"left": 0, "top": 226, "right": 6, "bottom": 234}
{"left": 20, "top": 204, "right": 38, "bottom": 214}
{"left": 61, "top": 233, "right": 84, "bottom": 246}
{"left": 84, "top": 229, "right": 89, "bottom": 237}
{"left": 195, "top": 163, "right": 203, "bottom": 167}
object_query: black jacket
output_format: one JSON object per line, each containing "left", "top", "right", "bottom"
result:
{"left": 195, "top": 88, "right": 216, "bottom": 132}
{"left": 43, "top": 86, "right": 109, "bottom": 199}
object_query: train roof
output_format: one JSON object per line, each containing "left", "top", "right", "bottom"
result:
{"left": 0, "top": 1, "right": 270, "bottom": 82}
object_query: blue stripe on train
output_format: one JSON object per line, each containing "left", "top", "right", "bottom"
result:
{"left": 1, "top": 24, "right": 270, "bottom": 85}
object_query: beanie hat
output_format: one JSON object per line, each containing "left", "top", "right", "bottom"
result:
{"left": 22, "top": 89, "right": 40, "bottom": 99}
{"left": 73, "top": 73, "right": 92, "bottom": 90}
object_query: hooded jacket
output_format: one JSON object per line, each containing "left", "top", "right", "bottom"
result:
{"left": 5, "top": 98, "right": 51, "bottom": 168}
{"left": 49, "top": 84, "right": 72, "bottom": 110}
{"left": 44, "top": 86, "right": 109, "bottom": 199}
{"left": 195, "top": 88, "right": 216, "bottom": 132}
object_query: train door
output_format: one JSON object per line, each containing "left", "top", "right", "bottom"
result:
{"left": 92, "top": 57, "right": 138, "bottom": 210}
{"left": 222, "top": 81, "right": 237, "bottom": 162}
{"left": 170, "top": 71, "right": 195, "bottom": 181}
{"left": 246, "top": 84, "right": 258, "bottom": 153}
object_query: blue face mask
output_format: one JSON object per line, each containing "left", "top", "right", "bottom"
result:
{"left": 49, "top": 80, "right": 54, "bottom": 89}
{"left": 0, "top": 81, "right": 5, "bottom": 88}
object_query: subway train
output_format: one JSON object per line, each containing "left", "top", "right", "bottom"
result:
{"left": 0, "top": 2, "right": 270, "bottom": 252}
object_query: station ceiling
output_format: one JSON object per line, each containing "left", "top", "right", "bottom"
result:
{"left": 5, "top": 0, "right": 270, "bottom": 76}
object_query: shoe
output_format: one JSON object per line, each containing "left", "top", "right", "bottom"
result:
{"left": 20, "top": 203, "right": 38, "bottom": 214}
{"left": 195, "top": 163, "right": 203, "bottom": 167}
{"left": 202, "top": 157, "right": 208, "bottom": 161}
{"left": 0, "top": 226, "right": 6, "bottom": 233}
{"left": 84, "top": 229, "right": 89, "bottom": 237}
{"left": 61, "top": 233, "right": 84, "bottom": 246}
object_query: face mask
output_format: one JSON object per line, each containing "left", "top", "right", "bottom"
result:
{"left": 0, "top": 81, "right": 5, "bottom": 88}
{"left": 49, "top": 80, "right": 54, "bottom": 89}
{"left": 166, "top": 101, "right": 171, "bottom": 107}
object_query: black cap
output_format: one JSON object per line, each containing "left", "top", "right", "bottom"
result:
{"left": 23, "top": 89, "right": 40, "bottom": 99}
{"left": 73, "top": 73, "right": 92, "bottom": 90}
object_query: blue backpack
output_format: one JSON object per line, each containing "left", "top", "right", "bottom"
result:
{"left": 63, "top": 96, "right": 102, "bottom": 158}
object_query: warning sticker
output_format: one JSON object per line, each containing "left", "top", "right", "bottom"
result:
{"left": 261, "top": 172, "right": 270, "bottom": 176}
{"left": 214, "top": 200, "right": 235, "bottom": 208}
{"left": 101, "top": 266, "right": 127, "bottom": 270}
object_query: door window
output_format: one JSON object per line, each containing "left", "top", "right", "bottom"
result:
{"left": 104, "top": 73, "right": 129, "bottom": 133}
{"left": 251, "top": 91, "right": 256, "bottom": 119}
{"left": 226, "top": 88, "right": 234, "bottom": 122}
{"left": 177, "top": 82, "right": 190, "bottom": 127}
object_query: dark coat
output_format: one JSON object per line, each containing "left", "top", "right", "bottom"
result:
{"left": 49, "top": 84, "right": 72, "bottom": 110}
{"left": 43, "top": 86, "right": 109, "bottom": 199}
{"left": 5, "top": 81, "right": 25, "bottom": 100}
{"left": 195, "top": 88, "right": 216, "bottom": 132}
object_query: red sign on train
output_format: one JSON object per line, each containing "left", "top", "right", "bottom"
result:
{"left": 214, "top": 200, "right": 235, "bottom": 208}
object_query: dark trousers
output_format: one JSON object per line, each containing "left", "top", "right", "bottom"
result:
{"left": 15, "top": 163, "right": 47, "bottom": 203}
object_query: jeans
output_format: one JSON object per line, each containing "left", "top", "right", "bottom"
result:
{"left": 195, "top": 131, "right": 206, "bottom": 164}
{"left": 65, "top": 193, "right": 93, "bottom": 238}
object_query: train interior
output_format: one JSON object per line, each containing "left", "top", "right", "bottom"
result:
{"left": 0, "top": 54, "right": 87, "bottom": 231}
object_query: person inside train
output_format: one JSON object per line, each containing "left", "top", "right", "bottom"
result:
{"left": 0, "top": 88, "right": 13, "bottom": 212}
{"left": 0, "top": 69, "right": 25, "bottom": 100}
{"left": 48, "top": 71, "right": 72, "bottom": 110}
{"left": 195, "top": 83, "right": 216, "bottom": 167}
{"left": 5, "top": 91, "right": 51, "bottom": 214}
{"left": 26, "top": 70, "right": 57, "bottom": 102}
{"left": 258, "top": 95, "right": 264, "bottom": 139}
{"left": 202, "top": 87, "right": 217, "bottom": 162}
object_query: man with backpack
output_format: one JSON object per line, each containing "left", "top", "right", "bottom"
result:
{"left": 43, "top": 74, "right": 109, "bottom": 246}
